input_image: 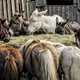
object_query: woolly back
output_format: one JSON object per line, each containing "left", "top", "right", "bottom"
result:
{"left": 0, "top": 45, "right": 23, "bottom": 80}
{"left": 21, "top": 39, "right": 58, "bottom": 80}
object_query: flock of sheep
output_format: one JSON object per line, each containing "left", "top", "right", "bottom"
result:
{"left": 0, "top": 39, "right": 80, "bottom": 80}
{"left": 0, "top": 8, "right": 80, "bottom": 80}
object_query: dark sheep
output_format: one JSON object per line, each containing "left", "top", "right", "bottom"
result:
{"left": 0, "top": 18, "right": 11, "bottom": 42}
{"left": 9, "top": 13, "right": 29, "bottom": 36}
{"left": 75, "top": 28, "right": 80, "bottom": 48}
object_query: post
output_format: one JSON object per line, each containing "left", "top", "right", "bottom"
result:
{"left": 3, "top": 0, "right": 7, "bottom": 18}
{"left": 15, "top": 0, "right": 19, "bottom": 12}
{"left": 26, "top": 0, "right": 30, "bottom": 20}
{"left": 0, "top": 0, "right": 3, "bottom": 18}
{"left": 7, "top": 0, "right": 11, "bottom": 20}
{"left": 11, "top": 0, "right": 15, "bottom": 16}
{"left": 21, "top": 0, "right": 26, "bottom": 18}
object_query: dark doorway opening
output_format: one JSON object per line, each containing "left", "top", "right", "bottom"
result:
{"left": 46, "top": 0, "right": 73, "bottom": 5}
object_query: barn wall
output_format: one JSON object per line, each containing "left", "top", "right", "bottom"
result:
{"left": 0, "top": 0, "right": 33, "bottom": 20}
{"left": 47, "top": 0, "right": 80, "bottom": 23}
{"left": 31, "top": 0, "right": 80, "bottom": 23}
{"left": 0, "top": 0, "right": 80, "bottom": 23}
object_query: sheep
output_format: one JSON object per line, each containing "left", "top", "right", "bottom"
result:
{"left": 0, "top": 45, "right": 23, "bottom": 80}
{"left": 28, "top": 8, "right": 66, "bottom": 34}
{"left": 20, "top": 39, "right": 59, "bottom": 80}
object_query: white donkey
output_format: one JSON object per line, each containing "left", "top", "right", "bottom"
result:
{"left": 28, "top": 8, "right": 66, "bottom": 34}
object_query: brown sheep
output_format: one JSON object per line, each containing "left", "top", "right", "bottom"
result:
{"left": 0, "top": 45, "right": 23, "bottom": 80}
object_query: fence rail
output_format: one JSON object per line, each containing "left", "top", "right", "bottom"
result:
{"left": 0, "top": 0, "right": 80, "bottom": 23}
{"left": 0, "top": 0, "right": 35, "bottom": 20}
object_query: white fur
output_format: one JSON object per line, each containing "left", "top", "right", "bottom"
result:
{"left": 28, "top": 9, "right": 66, "bottom": 34}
